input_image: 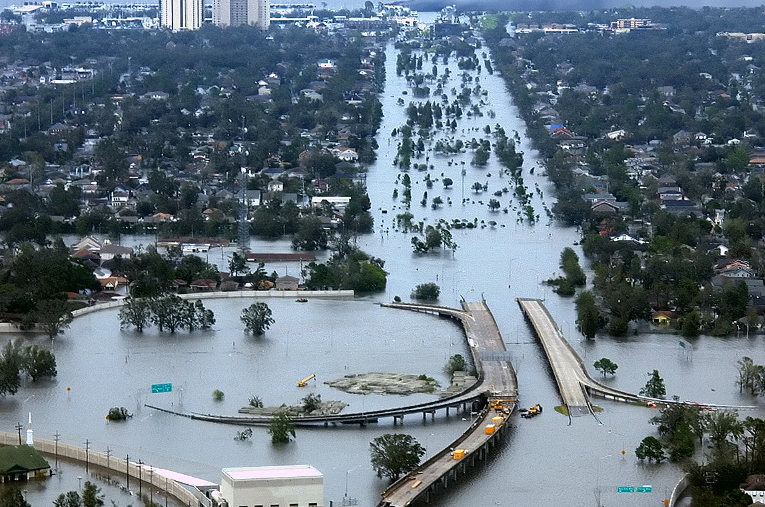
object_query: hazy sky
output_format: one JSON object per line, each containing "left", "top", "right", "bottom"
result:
{"left": 406, "top": 0, "right": 765, "bottom": 10}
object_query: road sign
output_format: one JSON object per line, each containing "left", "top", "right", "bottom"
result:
{"left": 617, "top": 487, "right": 635, "bottom": 493}
{"left": 637, "top": 486, "right": 652, "bottom": 493}
{"left": 151, "top": 383, "right": 172, "bottom": 393}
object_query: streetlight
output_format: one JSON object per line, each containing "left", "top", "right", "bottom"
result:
{"left": 77, "top": 476, "right": 82, "bottom": 490}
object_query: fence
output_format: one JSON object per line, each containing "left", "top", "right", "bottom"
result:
{"left": 0, "top": 432, "right": 210, "bottom": 507}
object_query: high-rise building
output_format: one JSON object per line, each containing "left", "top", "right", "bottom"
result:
{"left": 160, "top": 0, "right": 202, "bottom": 31}
{"left": 213, "top": 0, "right": 269, "bottom": 29}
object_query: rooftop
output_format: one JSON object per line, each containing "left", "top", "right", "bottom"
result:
{"left": 222, "top": 465, "right": 323, "bottom": 481}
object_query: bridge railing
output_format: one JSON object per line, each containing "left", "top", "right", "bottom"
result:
{"left": 378, "top": 403, "right": 494, "bottom": 506}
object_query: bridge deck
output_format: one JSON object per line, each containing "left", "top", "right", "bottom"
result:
{"left": 379, "top": 301, "right": 517, "bottom": 507}
{"left": 518, "top": 299, "right": 591, "bottom": 416}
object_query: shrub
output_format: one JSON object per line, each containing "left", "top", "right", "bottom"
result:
{"left": 106, "top": 407, "right": 132, "bottom": 421}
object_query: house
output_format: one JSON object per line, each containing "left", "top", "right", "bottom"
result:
{"left": 311, "top": 196, "right": 352, "bottom": 210}
{"left": 190, "top": 279, "right": 217, "bottom": 291}
{"left": 267, "top": 180, "right": 284, "bottom": 193}
{"left": 652, "top": 311, "right": 678, "bottom": 327}
{"left": 99, "top": 276, "right": 129, "bottom": 290}
{"left": 110, "top": 185, "right": 131, "bottom": 207}
{"left": 606, "top": 129, "right": 627, "bottom": 141}
{"left": 141, "top": 91, "right": 169, "bottom": 101}
{"left": 591, "top": 200, "right": 620, "bottom": 215}
{"left": 740, "top": 474, "right": 765, "bottom": 502}
{"left": 313, "top": 179, "right": 330, "bottom": 194}
{"left": 99, "top": 243, "right": 133, "bottom": 263}
{"left": 275, "top": 275, "right": 299, "bottom": 290}
{"left": 662, "top": 200, "right": 700, "bottom": 216}
{"left": 718, "top": 260, "right": 755, "bottom": 279}
{"left": 672, "top": 130, "right": 692, "bottom": 145}
{"left": 336, "top": 148, "right": 359, "bottom": 162}
{"left": 0, "top": 445, "right": 51, "bottom": 483}
{"left": 71, "top": 236, "right": 102, "bottom": 253}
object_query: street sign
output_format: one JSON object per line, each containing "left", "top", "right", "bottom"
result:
{"left": 637, "top": 486, "right": 652, "bottom": 493}
{"left": 151, "top": 383, "right": 172, "bottom": 393}
{"left": 617, "top": 487, "right": 635, "bottom": 493}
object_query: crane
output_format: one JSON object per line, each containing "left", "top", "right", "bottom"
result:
{"left": 297, "top": 374, "right": 316, "bottom": 387}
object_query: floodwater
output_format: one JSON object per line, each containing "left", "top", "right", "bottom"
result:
{"left": 1, "top": 26, "right": 765, "bottom": 507}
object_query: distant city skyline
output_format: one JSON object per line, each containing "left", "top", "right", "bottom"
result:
{"left": 3, "top": 0, "right": 765, "bottom": 11}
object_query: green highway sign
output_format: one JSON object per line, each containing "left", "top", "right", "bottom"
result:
{"left": 617, "top": 487, "right": 635, "bottom": 493}
{"left": 637, "top": 486, "right": 653, "bottom": 493}
{"left": 151, "top": 383, "right": 172, "bottom": 393}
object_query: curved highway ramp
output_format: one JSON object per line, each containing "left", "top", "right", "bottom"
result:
{"left": 516, "top": 298, "right": 755, "bottom": 417}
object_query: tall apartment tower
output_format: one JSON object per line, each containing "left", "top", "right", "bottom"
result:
{"left": 160, "top": 0, "right": 203, "bottom": 30}
{"left": 213, "top": 0, "right": 269, "bottom": 29}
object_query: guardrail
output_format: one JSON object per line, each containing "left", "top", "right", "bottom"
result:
{"left": 0, "top": 432, "right": 209, "bottom": 507}
{"left": 669, "top": 473, "right": 690, "bottom": 506}
{"left": 378, "top": 404, "right": 499, "bottom": 506}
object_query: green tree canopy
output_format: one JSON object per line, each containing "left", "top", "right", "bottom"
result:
{"left": 370, "top": 433, "right": 425, "bottom": 481}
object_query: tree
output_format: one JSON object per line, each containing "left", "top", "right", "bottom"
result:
{"left": 635, "top": 436, "right": 665, "bottom": 463}
{"left": 370, "top": 433, "right": 425, "bottom": 481}
{"left": 445, "top": 354, "right": 467, "bottom": 376}
{"left": 21, "top": 345, "right": 56, "bottom": 381}
{"left": 53, "top": 491, "right": 81, "bottom": 507}
{"left": 193, "top": 299, "right": 216, "bottom": 330}
{"left": 241, "top": 302, "right": 275, "bottom": 336}
{"left": 81, "top": 481, "right": 104, "bottom": 507}
{"left": 442, "top": 177, "right": 453, "bottom": 188}
{"left": 488, "top": 198, "right": 500, "bottom": 211}
{"left": 33, "top": 299, "right": 73, "bottom": 339}
{"left": 118, "top": 297, "right": 152, "bottom": 332}
{"left": 149, "top": 294, "right": 186, "bottom": 333}
{"left": 575, "top": 291, "right": 601, "bottom": 339}
{"left": 681, "top": 310, "right": 701, "bottom": 338}
{"left": 593, "top": 358, "right": 618, "bottom": 377}
{"left": 302, "top": 393, "right": 321, "bottom": 413}
{"left": 640, "top": 370, "right": 666, "bottom": 399}
{"left": 228, "top": 252, "right": 248, "bottom": 277}
{"left": 705, "top": 410, "right": 742, "bottom": 461}
{"left": 0, "top": 341, "right": 21, "bottom": 397}
{"left": 268, "top": 410, "right": 295, "bottom": 444}
{"left": 737, "top": 357, "right": 763, "bottom": 395}
{"left": 0, "top": 487, "right": 30, "bottom": 507}
{"left": 412, "top": 282, "right": 440, "bottom": 300}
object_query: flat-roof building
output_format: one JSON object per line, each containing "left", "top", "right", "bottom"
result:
{"left": 220, "top": 465, "right": 323, "bottom": 507}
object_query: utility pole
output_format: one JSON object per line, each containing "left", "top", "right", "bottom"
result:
{"left": 53, "top": 432, "right": 60, "bottom": 469}
{"left": 149, "top": 466, "right": 153, "bottom": 504}
{"left": 105, "top": 446, "right": 111, "bottom": 471}
{"left": 84, "top": 439, "right": 90, "bottom": 473}
{"left": 138, "top": 459, "right": 143, "bottom": 498}
{"left": 125, "top": 454, "right": 130, "bottom": 490}
{"left": 14, "top": 423, "right": 22, "bottom": 445}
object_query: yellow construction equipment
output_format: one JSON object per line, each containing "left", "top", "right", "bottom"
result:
{"left": 520, "top": 404, "right": 543, "bottom": 419}
{"left": 297, "top": 374, "right": 316, "bottom": 387}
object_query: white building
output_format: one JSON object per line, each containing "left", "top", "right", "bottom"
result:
{"left": 160, "top": 0, "right": 202, "bottom": 31}
{"left": 220, "top": 465, "right": 323, "bottom": 507}
{"left": 213, "top": 0, "right": 270, "bottom": 29}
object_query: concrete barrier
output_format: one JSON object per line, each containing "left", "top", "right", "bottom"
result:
{"left": 0, "top": 432, "right": 210, "bottom": 506}
{"left": 669, "top": 473, "right": 690, "bottom": 507}
{"left": 0, "top": 290, "right": 355, "bottom": 333}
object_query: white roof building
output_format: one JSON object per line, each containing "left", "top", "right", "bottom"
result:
{"left": 220, "top": 465, "right": 323, "bottom": 507}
